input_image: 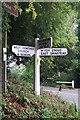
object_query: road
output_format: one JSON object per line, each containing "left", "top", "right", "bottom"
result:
{"left": 41, "top": 86, "right": 80, "bottom": 110}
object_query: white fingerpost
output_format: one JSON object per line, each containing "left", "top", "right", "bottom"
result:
{"left": 35, "top": 37, "right": 40, "bottom": 95}
{"left": 72, "top": 80, "right": 74, "bottom": 88}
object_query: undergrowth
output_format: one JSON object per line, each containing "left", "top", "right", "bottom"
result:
{"left": 0, "top": 78, "right": 78, "bottom": 119}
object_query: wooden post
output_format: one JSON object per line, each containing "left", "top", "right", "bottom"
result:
{"left": 72, "top": 80, "right": 74, "bottom": 88}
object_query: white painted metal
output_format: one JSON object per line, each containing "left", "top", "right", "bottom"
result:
{"left": 37, "top": 37, "right": 52, "bottom": 49}
{"left": 3, "top": 48, "right": 7, "bottom": 61}
{"left": 12, "top": 45, "right": 35, "bottom": 51}
{"left": 15, "top": 51, "right": 34, "bottom": 57}
{"left": 56, "top": 81, "right": 74, "bottom": 88}
{"left": 56, "top": 81, "right": 72, "bottom": 84}
{"left": 72, "top": 80, "right": 74, "bottom": 88}
{"left": 12, "top": 45, "right": 35, "bottom": 57}
{"left": 35, "top": 38, "right": 40, "bottom": 95}
{"left": 39, "top": 48, "right": 67, "bottom": 56}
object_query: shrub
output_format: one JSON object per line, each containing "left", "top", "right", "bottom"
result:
{"left": 58, "top": 72, "right": 75, "bottom": 82}
{"left": 9, "top": 60, "right": 34, "bottom": 83}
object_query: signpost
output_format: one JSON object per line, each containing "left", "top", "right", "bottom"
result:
{"left": 34, "top": 36, "right": 53, "bottom": 95}
{"left": 39, "top": 48, "right": 67, "bottom": 56}
{"left": 35, "top": 37, "right": 40, "bottom": 95}
{"left": 12, "top": 36, "right": 68, "bottom": 95}
{"left": 12, "top": 45, "right": 35, "bottom": 57}
{"left": 12, "top": 36, "right": 52, "bottom": 95}
{"left": 3, "top": 2, "right": 18, "bottom": 17}
{"left": 37, "top": 37, "right": 52, "bottom": 49}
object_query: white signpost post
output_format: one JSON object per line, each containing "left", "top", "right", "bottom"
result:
{"left": 34, "top": 36, "right": 53, "bottom": 95}
{"left": 35, "top": 37, "right": 40, "bottom": 95}
{"left": 12, "top": 36, "right": 68, "bottom": 95}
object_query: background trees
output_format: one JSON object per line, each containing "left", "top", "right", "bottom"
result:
{"left": 2, "top": 2, "right": 80, "bottom": 87}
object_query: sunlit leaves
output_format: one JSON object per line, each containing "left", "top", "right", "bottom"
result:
{"left": 25, "top": 2, "right": 37, "bottom": 20}
{"left": 14, "top": 2, "right": 22, "bottom": 15}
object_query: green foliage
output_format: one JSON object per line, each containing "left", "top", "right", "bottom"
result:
{"left": 8, "top": 3, "right": 78, "bottom": 46}
{"left": 1, "top": 78, "right": 78, "bottom": 119}
{"left": 0, "top": 94, "right": 2, "bottom": 119}
{"left": 2, "top": 11, "right": 11, "bottom": 34}
{"left": 40, "top": 45, "right": 79, "bottom": 86}
{"left": 61, "top": 84, "right": 67, "bottom": 89}
{"left": 58, "top": 72, "right": 76, "bottom": 82}
{"left": 9, "top": 63, "right": 26, "bottom": 80}
{"left": 6, "top": 2, "right": 79, "bottom": 84}
{"left": 26, "top": 2, "right": 37, "bottom": 20}
{"left": 68, "top": 103, "right": 78, "bottom": 118}
{"left": 14, "top": 2, "right": 22, "bottom": 15}
{"left": 9, "top": 59, "right": 34, "bottom": 83}
{"left": 2, "top": 2, "right": 80, "bottom": 118}
{"left": 40, "top": 108, "right": 51, "bottom": 118}
{"left": 18, "top": 60, "right": 34, "bottom": 82}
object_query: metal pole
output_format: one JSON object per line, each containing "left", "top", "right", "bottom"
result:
{"left": 5, "top": 30, "right": 7, "bottom": 92}
{"left": 2, "top": 30, "right": 7, "bottom": 94}
{"left": 35, "top": 37, "right": 40, "bottom": 95}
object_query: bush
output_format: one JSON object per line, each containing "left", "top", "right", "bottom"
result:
{"left": 9, "top": 59, "right": 34, "bottom": 83}
{"left": 61, "top": 84, "right": 67, "bottom": 89}
{"left": 58, "top": 72, "right": 75, "bottom": 82}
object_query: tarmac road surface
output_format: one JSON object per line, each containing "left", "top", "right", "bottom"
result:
{"left": 41, "top": 86, "right": 80, "bottom": 110}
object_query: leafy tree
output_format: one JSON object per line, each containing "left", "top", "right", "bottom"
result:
{"left": 4, "top": 2, "right": 79, "bottom": 86}
{"left": 71, "top": 2, "right": 80, "bottom": 87}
